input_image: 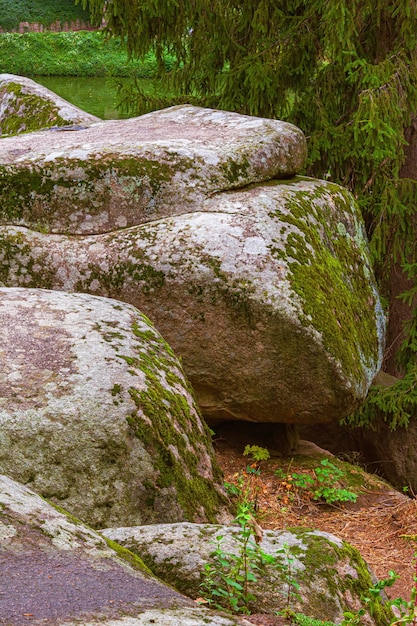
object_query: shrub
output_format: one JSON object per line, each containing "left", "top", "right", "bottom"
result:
{"left": 0, "top": 31, "right": 175, "bottom": 77}
{"left": 0, "top": 0, "right": 90, "bottom": 32}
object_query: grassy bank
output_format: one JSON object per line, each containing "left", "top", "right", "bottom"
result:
{"left": 0, "top": 31, "right": 173, "bottom": 77}
{"left": 0, "top": 0, "right": 90, "bottom": 31}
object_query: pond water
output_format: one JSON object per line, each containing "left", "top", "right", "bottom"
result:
{"left": 32, "top": 76, "right": 148, "bottom": 120}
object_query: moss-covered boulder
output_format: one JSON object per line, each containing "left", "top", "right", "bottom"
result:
{"left": 0, "top": 177, "right": 384, "bottom": 425}
{"left": 0, "top": 98, "right": 384, "bottom": 425}
{"left": 0, "top": 474, "right": 251, "bottom": 626}
{"left": 0, "top": 102, "right": 306, "bottom": 234}
{"left": 0, "top": 287, "right": 228, "bottom": 528}
{"left": 103, "top": 522, "right": 392, "bottom": 625}
{"left": 0, "top": 73, "right": 99, "bottom": 136}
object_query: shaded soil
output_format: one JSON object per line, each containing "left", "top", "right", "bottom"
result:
{"left": 0, "top": 551, "right": 190, "bottom": 626}
{"left": 213, "top": 427, "right": 417, "bottom": 626}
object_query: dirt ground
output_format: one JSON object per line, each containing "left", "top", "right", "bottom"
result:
{"left": 213, "top": 430, "right": 417, "bottom": 626}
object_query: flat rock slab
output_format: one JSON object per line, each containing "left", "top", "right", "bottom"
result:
{"left": 56, "top": 611, "right": 254, "bottom": 626}
{"left": 0, "top": 475, "right": 188, "bottom": 625}
{"left": 0, "top": 104, "right": 307, "bottom": 234}
{"left": 0, "top": 475, "right": 249, "bottom": 626}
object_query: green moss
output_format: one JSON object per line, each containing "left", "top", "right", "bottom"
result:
{"left": 132, "top": 322, "right": 158, "bottom": 343}
{"left": 103, "top": 536, "right": 155, "bottom": 576}
{"left": 0, "top": 153, "right": 195, "bottom": 233}
{"left": 267, "top": 179, "right": 381, "bottom": 387}
{"left": 120, "top": 324, "right": 227, "bottom": 522}
{"left": 0, "top": 82, "right": 69, "bottom": 136}
{"left": 289, "top": 529, "right": 391, "bottom": 626}
{"left": 190, "top": 253, "right": 258, "bottom": 325}
{"left": 48, "top": 501, "right": 85, "bottom": 526}
{"left": 219, "top": 154, "right": 251, "bottom": 186}
{"left": 111, "top": 383, "right": 123, "bottom": 396}
{"left": 73, "top": 259, "right": 165, "bottom": 296}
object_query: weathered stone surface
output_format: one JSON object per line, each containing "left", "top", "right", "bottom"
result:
{"left": 0, "top": 103, "right": 306, "bottom": 234}
{"left": 0, "top": 475, "right": 250, "bottom": 626}
{"left": 103, "top": 522, "right": 391, "bottom": 625}
{"left": 57, "top": 612, "right": 254, "bottom": 626}
{"left": 0, "top": 176, "right": 385, "bottom": 424}
{"left": 0, "top": 73, "right": 99, "bottom": 136}
{"left": 0, "top": 288, "right": 227, "bottom": 528}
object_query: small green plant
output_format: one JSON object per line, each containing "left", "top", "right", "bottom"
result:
{"left": 264, "top": 542, "right": 302, "bottom": 612}
{"left": 391, "top": 589, "right": 417, "bottom": 626}
{"left": 200, "top": 501, "right": 300, "bottom": 615}
{"left": 223, "top": 467, "right": 260, "bottom": 512}
{"left": 223, "top": 444, "right": 270, "bottom": 511}
{"left": 313, "top": 459, "right": 358, "bottom": 504}
{"left": 199, "top": 502, "right": 260, "bottom": 614}
{"left": 293, "top": 614, "right": 337, "bottom": 626}
{"left": 224, "top": 480, "right": 243, "bottom": 498}
{"left": 243, "top": 445, "right": 271, "bottom": 462}
{"left": 275, "top": 459, "right": 358, "bottom": 506}
{"left": 243, "top": 445, "right": 270, "bottom": 476}
{"left": 390, "top": 555, "right": 417, "bottom": 626}
{"left": 341, "top": 569, "right": 399, "bottom": 626}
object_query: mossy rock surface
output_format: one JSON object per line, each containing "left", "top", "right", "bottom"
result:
{"left": 0, "top": 97, "right": 384, "bottom": 423}
{"left": 0, "top": 287, "right": 228, "bottom": 528}
{"left": 0, "top": 73, "right": 99, "bottom": 136}
{"left": 103, "top": 522, "right": 392, "bottom": 625}
{"left": 0, "top": 176, "right": 384, "bottom": 424}
{"left": 0, "top": 101, "right": 306, "bottom": 234}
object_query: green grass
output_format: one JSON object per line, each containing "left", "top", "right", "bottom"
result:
{"left": 0, "top": 31, "right": 174, "bottom": 77}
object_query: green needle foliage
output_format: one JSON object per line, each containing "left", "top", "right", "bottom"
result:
{"left": 80, "top": 0, "right": 417, "bottom": 428}
{"left": 78, "top": 1, "right": 417, "bottom": 298}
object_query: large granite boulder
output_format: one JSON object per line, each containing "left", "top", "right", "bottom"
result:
{"left": 0, "top": 181, "right": 385, "bottom": 426}
{"left": 0, "top": 474, "right": 250, "bottom": 626}
{"left": 0, "top": 73, "right": 99, "bottom": 136}
{"left": 0, "top": 102, "right": 306, "bottom": 234}
{"left": 0, "top": 99, "right": 385, "bottom": 426}
{"left": 102, "top": 522, "right": 392, "bottom": 625}
{"left": 0, "top": 288, "right": 227, "bottom": 528}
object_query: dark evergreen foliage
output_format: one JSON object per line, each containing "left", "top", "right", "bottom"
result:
{"left": 81, "top": 1, "right": 417, "bottom": 264}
